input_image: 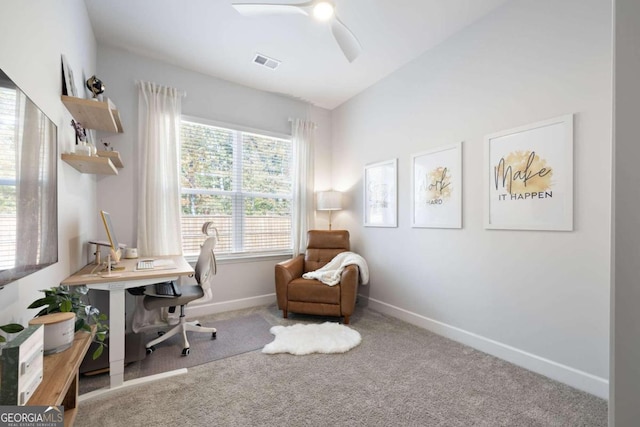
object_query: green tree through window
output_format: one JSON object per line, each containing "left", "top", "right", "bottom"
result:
{"left": 180, "top": 119, "right": 293, "bottom": 256}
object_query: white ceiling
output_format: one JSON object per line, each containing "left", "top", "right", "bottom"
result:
{"left": 84, "top": 0, "right": 510, "bottom": 110}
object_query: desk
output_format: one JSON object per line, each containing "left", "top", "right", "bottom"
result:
{"left": 61, "top": 256, "right": 193, "bottom": 398}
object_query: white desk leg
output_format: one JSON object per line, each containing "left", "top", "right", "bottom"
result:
{"left": 108, "top": 287, "right": 126, "bottom": 388}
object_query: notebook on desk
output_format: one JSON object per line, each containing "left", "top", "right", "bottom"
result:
{"left": 135, "top": 258, "right": 177, "bottom": 271}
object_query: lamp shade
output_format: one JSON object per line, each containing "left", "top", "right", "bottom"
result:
{"left": 316, "top": 191, "right": 342, "bottom": 211}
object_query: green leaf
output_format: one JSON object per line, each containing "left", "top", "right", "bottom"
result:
{"left": 60, "top": 300, "right": 73, "bottom": 312}
{"left": 96, "top": 331, "right": 107, "bottom": 342}
{"left": 0, "top": 323, "right": 25, "bottom": 334}
{"left": 0, "top": 336, "right": 5, "bottom": 343}
{"left": 92, "top": 344, "right": 104, "bottom": 360}
{"left": 27, "top": 296, "right": 56, "bottom": 309}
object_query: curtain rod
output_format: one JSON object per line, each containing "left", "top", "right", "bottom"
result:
{"left": 288, "top": 117, "right": 318, "bottom": 129}
{"left": 136, "top": 80, "right": 186, "bottom": 98}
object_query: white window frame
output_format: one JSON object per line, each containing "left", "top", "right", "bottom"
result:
{"left": 180, "top": 116, "right": 294, "bottom": 261}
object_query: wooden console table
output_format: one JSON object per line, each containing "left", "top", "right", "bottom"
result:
{"left": 28, "top": 327, "right": 95, "bottom": 427}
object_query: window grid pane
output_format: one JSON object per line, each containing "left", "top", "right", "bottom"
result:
{"left": 0, "top": 86, "right": 16, "bottom": 269}
{"left": 180, "top": 120, "right": 293, "bottom": 256}
{"left": 243, "top": 197, "right": 291, "bottom": 252}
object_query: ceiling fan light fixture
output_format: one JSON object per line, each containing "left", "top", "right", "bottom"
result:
{"left": 313, "top": 1, "right": 334, "bottom": 21}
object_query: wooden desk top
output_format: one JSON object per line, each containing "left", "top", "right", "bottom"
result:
{"left": 61, "top": 255, "right": 194, "bottom": 286}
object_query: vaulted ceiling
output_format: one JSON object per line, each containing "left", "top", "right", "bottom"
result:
{"left": 84, "top": 0, "right": 510, "bottom": 109}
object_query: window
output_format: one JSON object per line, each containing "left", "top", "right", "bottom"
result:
{"left": 180, "top": 118, "right": 293, "bottom": 257}
{"left": 0, "top": 85, "right": 16, "bottom": 269}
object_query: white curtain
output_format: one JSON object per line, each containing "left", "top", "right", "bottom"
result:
{"left": 291, "top": 119, "right": 316, "bottom": 255}
{"left": 137, "top": 81, "right": 184, "bottom": 256}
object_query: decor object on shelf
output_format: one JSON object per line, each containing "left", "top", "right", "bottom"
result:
{"left": 484, "top": 114, "right": 573, "bottom": 231}
{"left": 71, "top": 119, "right": 87, "bottom": 145}
{"left": 101, "top": 139, "right": 113, "bottom": 151}
{"left": 28, "top": 312, "right": 76, "bottom": 355}
{"left": 0, "top": 323, "right": 24, "bottom": 343}
{"left": 364, "top": 158, "right": 397, "bottom": 227}
{"left": 411, "top": 143, "right": 462, "bottom": 228}
{"left": 232, "top": 0, "right": 362, "bottom": 62}
{"left": 74, "top": 144, "right": 91, "bottom": 156}
{"left": 0, "top": 325, "right": 44, "bottom": 405}
{"left": 27, "top": 285, "right": 109, "bottom": 360}
{"left": 262, "top": 322, "right": 361, "bottom": 355}
{"left": 316, "top": 190, "right": 342, "bottom": 230}
{"left": 86, "top": 75, "right": 105, "bottom": 98}
{"left": 61, "top": 54, "right": 77, "bottom": 96}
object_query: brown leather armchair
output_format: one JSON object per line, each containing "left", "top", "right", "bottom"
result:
{"left": 275, "top": 230, "right": 359, "bottom": 324}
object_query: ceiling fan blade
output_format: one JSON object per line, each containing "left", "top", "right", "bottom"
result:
{"left": 231, "top": 2, "right": 309, "bottom": 16}
{"left": 331, "top": 16, "right": 362, "bottom": 62}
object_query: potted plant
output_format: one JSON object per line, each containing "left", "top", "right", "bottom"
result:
{"left": 28, "top": 285, "right": 108, "bottom": 360}
{"left": 0, "top": 323, "right": 24, "bottom": 343}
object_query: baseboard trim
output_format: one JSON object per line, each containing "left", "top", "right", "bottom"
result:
{"left": 186, "top": 293, "right": 276, "bottom": 317}
{"left": 362, "top": 296, "right": 609, "bottom": 399}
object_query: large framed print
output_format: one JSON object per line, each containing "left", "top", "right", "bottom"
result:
{"left": 484, "top": 114, "right": 573, "bottom": 231}
{"left": 364, "top": 158, "right": 397, "bottom": 227}
{"left": 411, "top": 143, "right": 462, "bottom": 228}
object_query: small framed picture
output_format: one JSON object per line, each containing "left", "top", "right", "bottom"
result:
{"left": 484, "top": 114, "right": 573, "bottom": 231}
{"left": 364, "top": 158, "right": 397, "bottom": 227}
{"left": 411, "top": 143, "right": 462, "bottom": 228}
{"left": 61, "top": 55, "right": 77, "bottom": 97}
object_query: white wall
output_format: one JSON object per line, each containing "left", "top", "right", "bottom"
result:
{"left": 612, "top": 0, "right": 640, "bottom": 424}
{"left": 0, "top": 1, "right": 98, "bottom": 329}
{"left": 94, "top": 46, "right": 332, "bottom": 309}
{"left": 0, "top": 0, "right": 616, "bottom": 404}
{"left": 331, "top": 0, "right": 611, "bottom": 398}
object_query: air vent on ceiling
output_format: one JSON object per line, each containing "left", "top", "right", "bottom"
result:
{"left": 253, "top": 53, "right": 281, "bottom": 70}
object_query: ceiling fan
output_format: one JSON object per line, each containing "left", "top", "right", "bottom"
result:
{"left": 231, "top": 1, "right": 362, "bottom": 62}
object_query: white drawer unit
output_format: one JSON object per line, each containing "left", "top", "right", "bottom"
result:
{"left": 0, "top": 324, "right": 44, "bottom": 405}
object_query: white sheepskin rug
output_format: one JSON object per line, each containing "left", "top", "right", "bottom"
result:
{"left": 262, "top": 322, "right": 362, "bottom": 355}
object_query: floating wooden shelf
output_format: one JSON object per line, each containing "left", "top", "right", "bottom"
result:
{"left": 96, "top": 150, "right": 124, "bottom": 168}
{"left": 61, "top": 95, "right": 123, "bottom": 133}
{"left": 61, "top": 153, "right": 118, "bottom": 175}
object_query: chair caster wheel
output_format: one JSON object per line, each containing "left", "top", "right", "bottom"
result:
{"left": 182, "top": 348, "right": 190, "bottom": 356}
{"left": 146, "top": 346, "right": 155, "bottom": 355}
{"left": 212, "top": 332, "right": 217, "bottom": 340}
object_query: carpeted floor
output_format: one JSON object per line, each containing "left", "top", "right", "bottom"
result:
{"left": 79, "top": 313, "right": 274, "bottom": 394}
{"left": 75, "top": 304, "right": 607, "bottom": 426}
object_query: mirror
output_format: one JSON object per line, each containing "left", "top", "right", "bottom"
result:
{"left": 0, "top": 68, "right": 58, "bottom": 286}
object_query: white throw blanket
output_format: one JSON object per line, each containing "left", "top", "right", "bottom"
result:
{"left": 302, "top": 251, "right": 369, "bottom": 286}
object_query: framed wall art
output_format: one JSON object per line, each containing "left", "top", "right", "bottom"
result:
{"left": 484, "top": 114, "right": 573, "bottom": 231}
{"left": 411, "top": 142, "right": 462, "bottom": 228}
{"left": 364, "top": 158, "right": 397, "bottom": 227}
{"left": 61, "top": 55, "right": 77, "bottom": 97}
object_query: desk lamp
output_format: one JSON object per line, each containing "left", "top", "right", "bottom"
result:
{"left": 316, "top": 191, "right": 342, "bottom": 230}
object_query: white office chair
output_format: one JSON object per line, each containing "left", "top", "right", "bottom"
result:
{"left": 143, "top": 224, "right": 218, "bottom": 356}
